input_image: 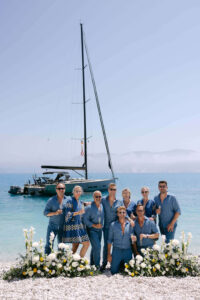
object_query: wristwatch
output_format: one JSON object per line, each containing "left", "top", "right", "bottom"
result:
{"left": 146, "top": 234, "right": 149, "bottom": 238}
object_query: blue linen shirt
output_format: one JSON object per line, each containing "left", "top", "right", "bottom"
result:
{"left": 133, "top": 216, "right": 159, "bottom": 248}
{"left": 83, "top": 202, "right": 104, "bottom": 228}
{"left": 123, "top": 200, "right": 136, "bottom": 217}
{"left": 137, "top": 199, "right": 156, "bottom": 218}
{"left": 101, "top": 196, "right": 122, "bottom": 229}
{"left": 154, "top": 194, "right": 181, "bottom": 228}
{"left": 107, "top": 220, "right": 133, "bottom": 249}
{"left": 43, "top": 195, "right": 67, "bottom": 227}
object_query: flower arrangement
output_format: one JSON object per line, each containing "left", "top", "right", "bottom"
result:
{"left": 124, "top": 232, "right": 200, "bottom": 277}
{"left": 3, "top": 227, "right": 97, "bottom": 280}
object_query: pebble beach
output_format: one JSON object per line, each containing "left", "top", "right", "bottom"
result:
{"left": 1, "top": 262, "right": 200, "bottom": 300}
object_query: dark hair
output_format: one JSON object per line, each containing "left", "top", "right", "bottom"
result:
{"left": 158, "top": 180, "right": 168, "bottom": 186}
{"left": 136, "top": 203, "right": 144, "bottom": 210}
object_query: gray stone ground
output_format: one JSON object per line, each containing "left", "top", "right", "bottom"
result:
{"left": 0, "top": 262, "right": 200, "bottom": 300}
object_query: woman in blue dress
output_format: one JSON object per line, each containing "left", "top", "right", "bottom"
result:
{"left": 137, "top": 186, "right": 156, "bottom": 222}
{"left": 63, "top": 185, "right": 90, "bottom": 257}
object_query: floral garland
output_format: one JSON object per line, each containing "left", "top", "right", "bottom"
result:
{"left": 124, "top": 232, "right": 200, "bottom": 277}
{"left": 3, "top": 227, "right": 97, "bottom": 281}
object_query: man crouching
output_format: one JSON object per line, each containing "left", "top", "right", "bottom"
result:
{"left": 107, "top": 206, "right": 136, "bottom": 274}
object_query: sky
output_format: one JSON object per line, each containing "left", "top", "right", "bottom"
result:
{"left": 1, "top": 0, "right": 200, "bottom": 173}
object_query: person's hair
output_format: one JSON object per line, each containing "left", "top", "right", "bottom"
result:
{"left": 122, "top": 188, "right": 131, "bottom": 198}
{"left": 117, "top": 206, "right": 126, "bottom": 212}
{"left": 93, "top": 190, "right": 102, "bottom": 197}
{"left": 158, "top": 180, "right": 168, "bottom": 186}
{"left": 108, "top": 183, "right": 116, "bottom": 189}
{"left": 136, "top": 203, "right": 144, "bottom": 210}
{"left": 72, "top": 185, "right": 83, "bottom": 194}
{"left": 141, "top": 186, "right": 149, "bottom": 192}
{"left": 56, "top": 182, "right": 65, "bottom": 188}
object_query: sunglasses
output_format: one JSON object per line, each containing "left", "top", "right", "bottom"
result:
{"left": 118, "top": 211, "right": 126, "bottom": 214}
{"left": 142, "top": 191, "right": 148, "bottom": 194}
{"left": 110, "top": 188, "right": 116, "bottom": 191}
{"left": 95, "top": 196, "right": 102, "bottom": 199}
{"left": 56, "top": 188, "right": 65, "bottom": 191}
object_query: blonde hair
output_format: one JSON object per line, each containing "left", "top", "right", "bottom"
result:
{"left": 72, "top": 185, "right": 83, "bottom": 194}
{"left": 141, "top": 186, "right": 149, "bottom": 193}
{"left": 122, "top": 188, "right": 131, "bottom": 198}
{"left": 108, "top": 183, "right": 116, "bottom": 189}
{"left": 117, "top": 206, "right": 126, "bottom": 212}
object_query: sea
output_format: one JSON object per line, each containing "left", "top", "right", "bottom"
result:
{"left": 0, "top": 173, "right": 199, "bottom": 262}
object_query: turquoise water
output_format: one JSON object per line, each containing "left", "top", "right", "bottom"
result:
{"left": 0, "top": 173, "right": 199, "bottom": 261}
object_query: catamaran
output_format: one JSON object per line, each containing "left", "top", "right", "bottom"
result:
{"left": 9, "top": 24, "right": 116, "bottom": 196}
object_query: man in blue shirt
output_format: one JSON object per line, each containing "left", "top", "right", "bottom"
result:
{"left": 101, "top": 183, "right": 122, "bottom": 270}
{"left": 107, "top": 206, "right": 135, "bottom": 274}
{"left": 154, "top": 180, "right": 181, "bottom": 243}
{"left": 83, "top": 190, "right": 104, "bottom": 268}
{"left": 43, "top": 182, "right": 67, "bottom": 254}
{"left": 132, "top": 204, "right": 159, "bottom": 255}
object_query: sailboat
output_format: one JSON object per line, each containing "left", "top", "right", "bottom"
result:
{"left": 9, "top": 24, "right": 116, "bottom": 196}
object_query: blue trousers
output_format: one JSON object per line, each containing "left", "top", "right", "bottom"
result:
{"left": 159, "top": 223, "right": 177, "bottom": 243}
{"left": 88, "top": 228, "right": 102, "bottom": 267}
{"left": 45, "top": 224, "right": 63, "bottom": 254}
{"left": 111, "top": 247, "right": 132, "bottom": 274}
{"left": 102, "top": 227, "right": 109, "bottom": 266}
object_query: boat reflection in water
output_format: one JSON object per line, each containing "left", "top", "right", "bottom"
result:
{"left": 8, "top": 24, "right": 116, "bottom": 196}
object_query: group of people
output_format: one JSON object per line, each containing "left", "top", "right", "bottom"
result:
{"left": 43, "top": 181, "right": 181, "bottom": 274}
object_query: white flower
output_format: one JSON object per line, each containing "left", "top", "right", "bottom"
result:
{"left": 181, "top": 267, "right": 186, "bottom": 273}
{"left": 32, "top": 255, "right": 39, "bottom": 263}
{"left": 125, "top": 268, "right": 129, "bottom": 273}
{"left": 129, "top": 259, "right": 135, "bottom": 267}
{"left": 188, "top": 232, "right": 192, "bottom": 240}
{"left": 153, "top": 244, "right": 160, "bottom": 251}
{"left": 47, "top": 253, "right": 56, "bottom": 261}
{"left": 51, "top": 270, "right": 55, "bottom": 275}
{"left": 37, "top": 270, "right": 41, "bottom": 274}
{"left": 52, "top": 262, "right": 56, "bottom": 266}
{"left": 41, "top": 272, "right": 44, "bottom": 276}
{"left": 86, "top": 265, "right": 90, "bottom": 270}
{"left": 72, "top": 262, "right": 79, "bottom": 267}
{"left": 23, "top": 229, "right": 28, "bottom": 234}
{"left": 162, "top": 271, "right": 166, "bottom": 275}
{"left": 172, "top": 253, "right": 179, "bottom": 259}
{"left": 170, "top": 259, "right": 175, "bottom": 265}
{"left": 37, "top": 262, "right": 41, "bottom": 267}
{"left": 73, "top": 253, "right": 81, "bottom": 261}
{"left": 58, "top": 243, "right": 66, "bottom": 249}
{"left": 28, "top": 271, "right": 34, "bottom": 277}
{"left": 136, "top": 255, "right": 143, "bottom": 262}
{"left": 77, "top": 267, "right": 83, "bottom": 271}
{"left": 155, "top": 264, "right": 160, "bottom": 270}
{"left": 141, "top": 263, "right": 146, "bottom": 268}
{"left": 57, "top": 263, "right": 62, "bottom": 269}
{"left": 172, "top": 239, "right": 179, "bottom": 246}
{"left": 50, "top": 232, "right": 55, "bottom": 242}
{"left": 159, "top": 254, "right": 165, "bottom": 260}
{"left": 32, "top": 242, "right": 39, "bottom": 247}
{"left": 161, "top": 235, "right": 166, "bottom": 242}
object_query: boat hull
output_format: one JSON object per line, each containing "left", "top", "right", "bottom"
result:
{"left": 44, "top": 178, "right": 115, "bottom": 195}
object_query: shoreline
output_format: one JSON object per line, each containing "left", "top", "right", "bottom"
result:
{"left": 1, "top": 262, "right": 200, "bottom": 300}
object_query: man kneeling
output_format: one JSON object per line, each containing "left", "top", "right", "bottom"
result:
{"left": 132, "top": 204, "right": 159, "bottom": 255}
{"left": 107, "top": 206, "right": 135, "bottom": 274}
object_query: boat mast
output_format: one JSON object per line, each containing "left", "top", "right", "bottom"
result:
{"left": 80, "top": 23, "right": 88, "bottom": 179}
{"left": 83, "top": 30, "right": 115, "bottom": 180}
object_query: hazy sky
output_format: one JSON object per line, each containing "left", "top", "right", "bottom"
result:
{"left": 1, "top": 0, "right": 200, "bottom": 172}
